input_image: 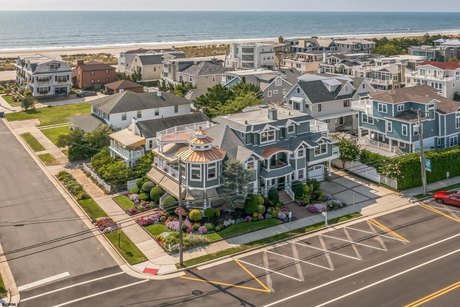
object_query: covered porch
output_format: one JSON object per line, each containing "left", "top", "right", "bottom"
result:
{"left": 109, "top": 129, "right": 146, "bottom": 167}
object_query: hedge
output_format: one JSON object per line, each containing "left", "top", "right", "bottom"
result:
{"left": 359, "top": 147, "right": 460, "bottom": 190}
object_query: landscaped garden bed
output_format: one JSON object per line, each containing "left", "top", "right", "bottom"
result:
{"left": 133, "top": 185, "right": 293, "bottom": 254}
{"left": 56, "top": 171, "right": 147, "bottom": 265}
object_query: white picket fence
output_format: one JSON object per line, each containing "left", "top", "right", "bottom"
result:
{"left": 333, "top": 160, "right": 398, "bottom": 189}
{"left": 82, "top": 163, "right": 112, "bottom": 193}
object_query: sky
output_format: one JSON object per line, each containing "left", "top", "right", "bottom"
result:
{"left": 0, "top": 0, "right": 459, "bottom": 12}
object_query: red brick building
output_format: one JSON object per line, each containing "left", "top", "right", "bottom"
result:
{"left": 104, "top": 80, "right": 144, "bottom": 94}
{"left": 75, "top": 60, "right": 116, "bottom": 89}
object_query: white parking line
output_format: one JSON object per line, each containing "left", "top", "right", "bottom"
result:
{"left": 293, "top": 241, "right": 361, "bottom": 261}
{"left": 18, "top": 272, "right": 70, "bottom": 292}
{"left": 321, "top": 234, "right": 387, "bottom": 251}
{"left": 237, "top": 259, "right": 303, "bottom": 282}
{"left": 346, "top": 226, "right": 407, "bottom": 243}
{"left": 266, "top": 250, "right": 333, "bottom": 271}
{"left": 53, "top": 279, "right": 149, "bottom": 307}
{"left": 263, "top": 232, "right": 460, "bottom": 307}
{"left": 21, "top": 271, "right": 125, "bottom": 302}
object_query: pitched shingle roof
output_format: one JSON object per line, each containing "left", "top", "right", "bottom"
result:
{"left": 136, "top": 112, "right": 209, "bottom": 139}
{"left": 298, "top": 79, "right": 354, "bottom": 103}
{"left": 369, "top": 85, "right": 460, "bottom": 114}
{"left": 104, "top": 80, "right": 143, "bottom": 90}
{"left": 181, "top": 61, "right": 226, "bottom": 76}
{"left": 89, "top": 91, "right": 190, "bottom": 114}
{"left": 421, "top": 61, "right": 460, "bottom": 70}
{"left": 77, "top": 61, "right": 115, "bottom": 71}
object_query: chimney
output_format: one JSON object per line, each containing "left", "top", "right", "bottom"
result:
{"left": 278, "top": 36, "right": 284, "bottom": 43}
{"left": 268, "top": 107, "right": 277, "bottom": 120}
{"left": 76, "top": 60, "right": 84, "bottom": 67}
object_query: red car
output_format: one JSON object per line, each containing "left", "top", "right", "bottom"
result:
{"left": 433, "top": 191, "right": 460, "bottom": 207}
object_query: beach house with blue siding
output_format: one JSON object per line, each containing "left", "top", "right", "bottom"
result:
{"left": 352, "top": 85, "right": 460, "bottom": 154}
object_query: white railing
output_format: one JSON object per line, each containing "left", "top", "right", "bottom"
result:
{"left": 368, "top": 139, "right": 390, "bottom": 150}
{"left": 154, "top": 157, "right": 179, "bottom": 179}
{"left": 82, "top": 163, "right": 112, "bottom": 193}
{"left": 368, "top": 78, "right": 393, "bottom": 85}
{"left": 310, "top": 120, "right": 329, "bottom": 134}
{"left": 351, "top": 100, "right": 373, "bottom": 116}
{"left": 159, "top": 193, "right": 170, "bottom": 209}
{"left": 407, "top": 73, "right": 454, "bottom": 81}
{"left": 156, "top": 121, "right": 213, "bottom": 142}
{"left": 285, "top": 186, "right": 295, "bottom": 201}
{"left": 110, "top": 144, "right": 144, "bottom": 161}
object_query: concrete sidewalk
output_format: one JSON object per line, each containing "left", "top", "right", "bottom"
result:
{"left": 71, "top": 169, "right": 177, "bottom": 275}
{"left": 0, "top": 94, "right": 19, "bottom": 113}
{"left": 402, "top": 175, "right": 460, "bottom": 197}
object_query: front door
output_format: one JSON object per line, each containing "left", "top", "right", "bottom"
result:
{"left": 277, "top": 176, "right": 286, "bottom": 191}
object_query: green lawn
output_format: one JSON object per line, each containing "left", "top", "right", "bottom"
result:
{"left": 204, "top": 218, "right": 283, "bottom": 242}
{"left": 77, "top": 199, "right": 108, "bottom": 220}
{"left": 413, "top": 182, "right": 460, "bottom": 199}
{"left": 0, "top": 273, "right": 6, "bottom": 298}
{"left": 105, "top": 231, "right": 148, "bottom": 265}
{"left": 2, "top": 94, "right": 21, "bottom": 107}
{"left": 21, "top": 132, "right": 45, "bottom": 151}
{"left": 38, "top": 153, "right": 59, "bottom": 166}
{"left": 5, "top": 102, "right": 90, "bottom": 126}
{"left": 41, "top": 126, "right": 69, "bottom": 146}
{"left": 113, "top": 195, "right": 135, "bottom": 211}
{"left": 145, "top": 224, "right": 170, "bottom": 236}
{"left": 181, "top": 213, "right": 361, "bottom": 267}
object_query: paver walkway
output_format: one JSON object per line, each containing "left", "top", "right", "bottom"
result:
{"left": 71, "top": 169, "right": 177, "bottom": 274}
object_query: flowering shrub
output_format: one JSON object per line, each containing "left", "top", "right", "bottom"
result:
{"left": 257, "top": 214, "right": 264, "bottom": 221}
{"left": 129, "top": 194, "right": 139, "bottom": 202}
{"left": 94, "top": 217, "right": 118, "bottom": 233}
{"left": 265, "top": 213, "right": 273, "bottom": 219}
{"left": 244, "top": 216, "right": 252, "bottom": 222}
{"left": 223, "top": 219, "right": 235, "bottom": 227}
{"left": 197, "top": 226, "right": 207, "bottom": 234}
{"left": 166, "top": 220, "right": 180, "bottom": 231}
{"left": 307, "top": 204, "right": 327, "bottom": 214}
{"left": 327, "top": 199, "right": 345, "bottom": 210}
{"left": 278, "top": 211, "right": 287, "bottom": 221}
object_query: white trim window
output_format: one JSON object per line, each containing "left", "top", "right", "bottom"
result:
{"left": 267, "top": 91, "right": 273, "bottom": 97}
{"left": 386, "top": 121, "right": 393, "bottom": 133}
{"left": 456, "top": 112, "right": 460, "bottom": 129}
{"left": 288, "top": 124, "right": 295, "bottom": 133}
{"left": 318, "top": 104, "right": 322, "bottom": 112}
{"left": 397, "top": 104, "right": 404, "bottom": 112}
{"left": 402, "top": 124, "right": 408, "bottom": 136}
{"left": 298, "top": 169, "right": 305, "bottom": 180}
{"left": 246, "top": 158, "right": 255, "bottom": 170}
{"left": 362, "top": 113, "right": 374, "bottom": 125}
{"left": 190, "top": 164, "right": 201, "bottom": 181}
{"left": 297, "top": 146, "right": 305, "bottom": 158}
{"left": 207, "top": 163, "right": 217, "bottom": 180}
{"left": 275, "top": 78, "right": 282, "bottom": 86}
{"left": 121, "top": 113, "right": 127, "bottom": 121}
{"left": 314, "top": 143, "right": 328, "bottom": 156}
{"left": 449, "top": 136, "right": 458, "bottom": 147}
{"left": 273, "top": 90, "right": 278, "bottom": 94}
{"left": 260, "top": 129, "right": 276, "bottom": 143}
{"left": 377, "top": 103, "right": 388, "bottom": 113}
{"left": 343, "top": 99, "right": 351, "bottom": 108}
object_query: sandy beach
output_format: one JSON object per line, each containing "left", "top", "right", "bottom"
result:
{"left": 1, "top": 30, "right": 459, "bottom": 59}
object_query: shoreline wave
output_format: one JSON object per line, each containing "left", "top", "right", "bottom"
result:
{"left": 1, "top": 28, "right": 459, "bottom": 54}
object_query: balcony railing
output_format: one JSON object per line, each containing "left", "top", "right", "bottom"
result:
{"left": 110, "top": 144, "right": 144, "bottom": 161}
{"left": 407, "top": 72, "right": 453, "bottom": 81}
{"left": 310, "top": 120, "right": 329, "bottom": 134}
{"left": 153, "top": 157, "right": 180, "bottom": 179}
{"left": 269, "top": 160, "right": 288, "bottom": 170}
{"left": 351, "top": 100, "right": 373, "bottom": 116}
{"left": 368, "top": 78, "right": 394, "bottom": 85}
{"left": 156, "top": 121, "right": 213, "bottom": 143}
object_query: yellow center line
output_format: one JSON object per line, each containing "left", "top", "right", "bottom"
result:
{"left": 419, "top": 203, "right": 460, "bottom": 223}
{"left": 405, "top": 281, "right": 460, "bottom": 307}
{"left": 179, "top": 259, "right": 271, "bottom": 293}
{"left": 368, "top": 218, "right": 410, "bottom": 243}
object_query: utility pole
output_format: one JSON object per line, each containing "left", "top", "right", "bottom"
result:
{"left": 177, "top": 157, "right": 184, "bottom": 267}
{"left": 417, "top": 110, "right": 428, "bottom": 196}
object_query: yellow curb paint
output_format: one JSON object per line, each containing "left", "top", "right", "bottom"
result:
{"left": 180, "top": 259, "right": 271, "bottom": 293}
{"left": 419, "top": 203, "right": 460, "bottom": 224}
{"left": 368, "top": 219, "right": 410, "bottom": 243}
{"left": 405, "top": 281, "right": 460, "bottom": 307}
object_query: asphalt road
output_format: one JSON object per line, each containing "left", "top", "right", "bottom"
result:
{"left": 19, "top": 201, "right": 460, "bottom": 307}
{"left": 0, "top": 120, "right": 117, "bottom": 289}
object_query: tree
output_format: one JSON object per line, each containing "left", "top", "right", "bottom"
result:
{"left": 58, "top": 126, "right": 111, "bottom": 162}
{"left": 91, "top": 147, "right": 114, "bottom": 172}
{"left": 99, "top": 160, "right": 129, "bottom": 187}
{"left": 337, "top": 137, "right": 360, "bottom": 169}
{"left": 222, "top": 159, "right": 252, "bottom": 196}
{"left": 220, "top": 92, "right": 261, "bottom": 115}
{"left": 193, "top": 84, "right": 235, "bottom": 117}
{"left": 21, "top": 96, "right": 35, "bottom": 110}
{"left": 174, "top": 82, "right": 194, "bottom": 97}
{"left": 232, "top": 77, "right": 264, "bottom": 100}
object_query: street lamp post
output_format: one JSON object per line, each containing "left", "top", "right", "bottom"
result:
{"left": 416, "top": 109, "right": 428, "bottom": 196}
{"left": 177, "top": 157, "right": 184, "bottom": 267}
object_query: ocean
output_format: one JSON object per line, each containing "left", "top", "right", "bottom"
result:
{"left": 0, "top": 11, "right": 459, "bottom": 50}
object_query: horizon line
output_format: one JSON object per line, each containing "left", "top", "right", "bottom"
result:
{"left": 0, "top": 10, "right": 459, "bottom": 13}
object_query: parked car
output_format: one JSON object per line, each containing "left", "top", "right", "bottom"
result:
{"left": 76, "top": 90, "right": 97, "bottom": 97}
{"left": 433, "top": 191, "right": 460, "bottom": 207}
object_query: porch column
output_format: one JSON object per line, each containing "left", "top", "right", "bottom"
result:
{"left": 389, "top": 140, "right": 392, "bottom": 152}
{"left": 328, "top": 160, "right": 332, "bottom": 177}
{"left": 358, "top": 127, "right": 362, "bottom": 138}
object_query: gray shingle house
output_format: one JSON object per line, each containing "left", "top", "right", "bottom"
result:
{"left": 285, "top": 74, "right": 376, "bottom": 134}
{"left": 148, "top": 106, "right": 339, "bottom": 208}
{"left": 353, "top": 85, "right": 460, "bottom": 154}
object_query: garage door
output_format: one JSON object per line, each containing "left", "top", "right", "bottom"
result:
{"left": 308, "top": 165, "right": 325, "bottom": 181}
